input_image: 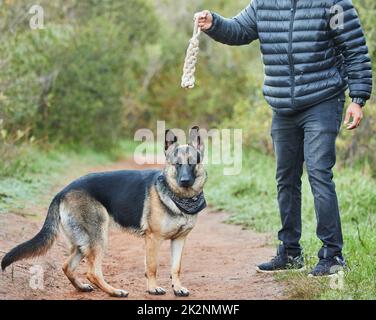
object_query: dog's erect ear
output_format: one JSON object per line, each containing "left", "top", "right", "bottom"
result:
{"left": 165, "top": 129, "right": 178, "bottom": 153}
{"left": 189, "top": 126, "right": 204, "bottom": 157}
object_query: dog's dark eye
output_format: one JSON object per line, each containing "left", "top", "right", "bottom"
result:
{"left": 188, "top": 153, "right": 200, "bottom": 165}
{"left": 188, "top": 156, "right": 199, "bottom": 166}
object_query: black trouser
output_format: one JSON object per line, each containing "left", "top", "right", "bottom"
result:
{"left": 271, "top": 94, "right": 345, "bottom": 259}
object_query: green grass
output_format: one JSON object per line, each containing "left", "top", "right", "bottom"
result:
{"left": 205, "top": 148, "right": 376, "bottom": 300}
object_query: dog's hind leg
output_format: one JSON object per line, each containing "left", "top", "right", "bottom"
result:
{"left": 86, "top": 246, "right": 129, "bottom": 298}
{"left": 145, "top": 233, "right": 166, "bottom": 295}
{"left": 62, "top": 247, "right": 94, "bottom": 292}
{"left": 60, "top": 190, "right": 126, "bottom": 297}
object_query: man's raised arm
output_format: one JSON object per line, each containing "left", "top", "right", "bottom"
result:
{"left": 197, "top": 1, "right": 258, "bottom": 46}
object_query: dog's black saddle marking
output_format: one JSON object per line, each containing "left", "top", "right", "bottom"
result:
{"left": 60, "top": 170, "right": 161, "bottom": 230}
{"left": 156, "top": 174, "right": 206, "bottom": 215}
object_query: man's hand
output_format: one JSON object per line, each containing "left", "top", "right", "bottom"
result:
{"left": 344, "top": 103, "right": 363, "bottom": 130}
{"left": 195, "top": 10, "right": 213, "bottom": 31}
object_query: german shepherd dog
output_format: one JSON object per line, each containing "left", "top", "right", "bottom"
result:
{"left": 1, "top": 127, "right": 207, "bottom": 298}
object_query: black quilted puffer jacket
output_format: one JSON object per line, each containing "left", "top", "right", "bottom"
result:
{"left": 205, "top": 0, "right": 372, "bottom": 112}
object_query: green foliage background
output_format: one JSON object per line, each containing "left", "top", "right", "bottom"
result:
{"left": 0, "top": 0, "right": 375, "bottom": 300}
{"left": 1, "top": 0, "right": 375, "bottom": 175}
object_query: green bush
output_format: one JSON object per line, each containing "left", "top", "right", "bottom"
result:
{"left": 1, "top": 0, "right": 375, "bottom": 171}
{"left": 0, "top": 0, "right": 159, "bottom": 150}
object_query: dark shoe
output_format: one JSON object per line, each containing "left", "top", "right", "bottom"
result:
{"left": 256, "top": 247, "right": 305, "bottom": 273}
{"left": 308, "top": 256, "right": 346, "bottom": 277}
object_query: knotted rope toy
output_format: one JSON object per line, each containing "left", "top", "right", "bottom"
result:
{"left": 181, "top": 15, "right": 201, "bottom": 89}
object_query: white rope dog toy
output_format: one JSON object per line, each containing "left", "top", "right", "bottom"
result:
{"left": 181, "top": 15, "right": 201, "bottom": 89}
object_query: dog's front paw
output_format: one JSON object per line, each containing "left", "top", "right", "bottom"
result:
{"left": 110, "top": 289, "right": 129, "bottom": 298}
{"left": 173, "top": 286, "right": 190, "bottom": 297}
{"left": 147, "top": 287, "right": 166, "bottom": 295}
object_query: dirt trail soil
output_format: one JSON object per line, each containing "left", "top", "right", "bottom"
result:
{"left": 0, "top": 159, "right": 285, "bottom": 300}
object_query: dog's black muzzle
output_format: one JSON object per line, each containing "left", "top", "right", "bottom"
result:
{"left": 177, "top": 164, "right": 195, "bottom": 188}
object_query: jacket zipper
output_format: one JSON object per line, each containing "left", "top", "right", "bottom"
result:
{"left": 289, "top": 0, "right": 297, "bottom": 108}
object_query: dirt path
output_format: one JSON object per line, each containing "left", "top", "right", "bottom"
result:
{"left": 0, "top": 159, "right": 285, "bottom": 300}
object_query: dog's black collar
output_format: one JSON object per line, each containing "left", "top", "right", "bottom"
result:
{"left": 155, "top": 174, "right": 206, "bottom": 215}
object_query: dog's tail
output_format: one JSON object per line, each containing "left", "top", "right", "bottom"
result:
{"left": 1, "top": 195, "right": 62, "bottom": 271}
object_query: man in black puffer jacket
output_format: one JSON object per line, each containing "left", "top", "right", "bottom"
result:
{"left": 198, "top": 0, "right": 372, "bottom": 276}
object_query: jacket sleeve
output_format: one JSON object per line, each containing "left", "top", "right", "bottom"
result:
{"left": 332, "top": 0, "right": 373, "bottom": 100}
{"left": 204, "top": 1, "right": 258, "bottom": 46}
